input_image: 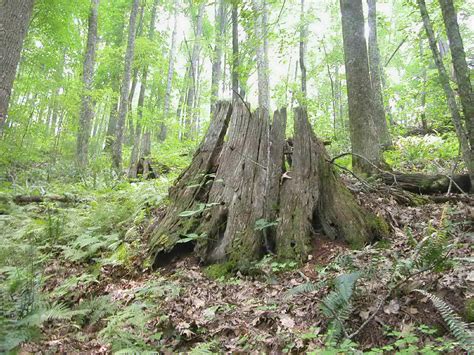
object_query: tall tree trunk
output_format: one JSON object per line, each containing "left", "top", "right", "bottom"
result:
{"left": 126, "top": 5, "right": 144, "bottom": 145}
{"left": 76, "top": 0, "right": 100, "bottom": 168}
{"left": 417, "top": 0, "right": 473, "bottom": 190}
{"left": 211, "top": 0, "right": 226, "bottom": 114}
{"left": 340, "top": 0, "right": 382, "bottom": 174}
{"left": 299, "top": 0, "right": 307, "bottom": 96}
{"left": 438, "top": 0, "right": 474, "bottom": 155}
{"left": 0, "top": 0, "right": 35, "bottom": 137}
{"left": 112, "top": 0, "right": 140, "bottom": 172}
{"left": 322, "top": 42, "right": 337, "bottom": 136}
{"left": 161, "top": 6, "right": 179, "bottom": 142}
{"left": 231, "top": 1, "right": 240, "bottom": 102}
{"left": 185, "top": 3, "right": 205, "bottom": 139}
{"left": 104, "top": 18, "right": 126, "bottom": 151}
{"left": 251, "top": 0, "right": 270, "bottom": 115}
{"left": 419, "top": 36, "right": 428, "bottom": 130}
{"left": 129, "top": 0, "right": 158, "bottom": 178}
{"left": 367, "top": 0, "right": 392, "bottom": 148}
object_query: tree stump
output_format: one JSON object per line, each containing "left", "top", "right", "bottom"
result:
{"left": 147, "top": 101, "right": 389, "bottom": 268}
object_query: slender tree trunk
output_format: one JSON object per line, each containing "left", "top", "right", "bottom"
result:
{"left": 299, "top": 0, "right": 307, "bottom": 96}
{"left": 322, "top": 42, "right": 337, "bottom": 136}
{"left": 211, "top": 0, "right": 226, "bottom": 114}
{"left": 112, "top": 0, "right": 140, "bottom": 172}
{"left": 419, "top": 36, "right": 428, "bottom": 130}
{"left": 125, "top": 5, "right": 144, "bottom": 145}
{"left": 104, "top": 18, "right": 126, "bottom": 151}
{"left": 367, "top": 0, "right": 392, "bottom": 148}
{"left": 161, "top": 7, "right": 178, "bottom": 142}
{"left": 76, "top": 0, "right": 100, "bottom": 168}
{"left": 438, "top": 0, "right": 474, "bottom": 153}
{"left": 340, "top": 0, "right": 382, "bottom": 174}
{"left": 418, "top": 0, "right": 473, "bottom": 190}
{"left": 185, "top": 3, "right": 205, "bottom": 139}
{"left": 231, "top": 2, "right": 240, "bottom": 102}
{"left": 129, "top": 0, "right": 158, "bottom": 178}
{"left": 251, "top": 0, "right": 270, "bottom": 115}
{"left": 0, "top": 0, "right": 35, "bottom": 137}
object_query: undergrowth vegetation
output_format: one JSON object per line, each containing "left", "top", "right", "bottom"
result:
{"left": 1, "top": 141, "right": 473, "bottom": 353}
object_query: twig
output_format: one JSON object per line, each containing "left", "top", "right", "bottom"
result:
{"left": 348, "top": 254, "right": 451, "bottom": 339}
{"left": 331, "top": 162, "right": 373, "bottom": 192}
{"left": 329, "top": 152, "right": 398, "bottom": 185}
{"left": 385, "top": 35, "right": 408, "bottom": 67}
{"left": 232, "top": 88, "right": 252, "bottom": 115}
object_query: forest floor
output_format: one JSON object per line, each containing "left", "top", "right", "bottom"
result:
{"left": 1, "top": 164, "right": 473, "bottom": 353}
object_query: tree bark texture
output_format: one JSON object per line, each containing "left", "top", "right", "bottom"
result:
{"left": 340, "top": 0, "right": 382, "bottom": 174}
{"left": 367, "top": 0, "right": 392, "bottom": 148}
{"left": 185, "top": 3, "right": 205, "bottom": 139}
{"left": 417, "top": 0, "right": 474, "bottom": 191}
{"left": 299, "top": 0, "right": 307, "bottom": 96}
{"left": 380, "top": 172, "right": 471, "bottom": 194}
{"left": 211, "top": 0, "right": 226, "bottom": 114}
{"left": 112, "top": 0, "right": 140, "bottom": 172}
{"left": 161, "top": 7, "right": 178, "bottom": 142}
{"left": 147, "top": 101, "right": 389, "bottom": 268}
{"left": 76, "top": 0, "right": 100, "bottom": 167}
{"left": 231, "top": 2, "right": 240, "bottom": 102}
{"left": 0, "top": 0, "right": 35, "bottom": 136}
{"left": 128, "top": 0, "right": 158, "bottom": 179}
{"left": 104, "top": 18, "right": 126, "bottom": 151}
{"left": 438, "top": 0, "right": 474, "bottom": 163}
{"left": 251, "top": 0, "right": 270, "bottom": 116}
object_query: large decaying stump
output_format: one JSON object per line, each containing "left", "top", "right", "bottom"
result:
{"left": 147, "top": 102, "right": 389, "bottom": 268}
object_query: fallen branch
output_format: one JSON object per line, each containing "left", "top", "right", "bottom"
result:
{"left": 13, "top": 194, "right": 84, "bottom": 205}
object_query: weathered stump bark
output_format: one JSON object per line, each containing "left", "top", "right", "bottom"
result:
{"left": 147, "top": 102, "right": 389, "bottom": 268}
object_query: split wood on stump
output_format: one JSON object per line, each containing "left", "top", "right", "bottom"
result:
{"left": 147, "top": 101, "right": 389, "bottom": 268}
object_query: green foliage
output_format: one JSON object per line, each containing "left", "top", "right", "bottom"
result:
{"left": 204, "top": 261, "right": 237, "bottom": 280}
{"left": 286, "top": 281, "right": 327, "bottom": 298}
{"left": 384, "top": 134, "right": 460, "bottom": 174}
{"left": 98, "top": 302, "right": 157, "bottom": 352}
{"left": 320, "top": 272, "right": 361, "bottom": 343}
{"left": 414, "top": 289, "right": 474, "bottom": 352}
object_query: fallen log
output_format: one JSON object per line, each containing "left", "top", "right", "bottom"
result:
{"left": 146, "top": 101, "right": 389, "bottom": 269}
{"left": 402, "top": 126, "right": 452, "bottom": 137}
{"left": 380, "top": 172, "right": 471, "bottom": 194}
{"left": 13, "top": 194, "right": 83, "bottom": 205}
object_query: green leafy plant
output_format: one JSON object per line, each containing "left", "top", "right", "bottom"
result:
{"left": 320, "top": 272, "right": 362, "bottom": 343}
{"left": 414, "top": 289, "right": 474, "bottom": 352}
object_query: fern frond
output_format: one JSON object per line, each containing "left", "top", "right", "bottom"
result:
{"left": 320, "top": 272, "right": 361, "bottom": 343}
{"left": 285, "top": 281, "right": 325, "bottom": 298}
{"left": 414, "top": 289, "right": 474, "bottom": 351}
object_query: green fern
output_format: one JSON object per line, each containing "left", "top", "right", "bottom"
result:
{"left": 285, "top": 281, "right": 326, "bottom": 298}
{"left": 321, "top": 272, "right": 362, "bottom": 343}
{"left": 75, "top": 295, "right": 117, "bottom": 326}
{"left": 414, "top": 289, "right": 474, "bottom": 351}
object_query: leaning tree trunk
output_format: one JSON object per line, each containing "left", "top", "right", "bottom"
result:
{"left": 147, "top": 102, "right": 389, "bottom": 268}
{"left": 0, "top": 0, "right": 35, "bottom": 137}
{"left": 418, "top": 0, "right": 474, "bottom": 191}
{"left": 438, "top": 0, "right": 474, "bottom": 180}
